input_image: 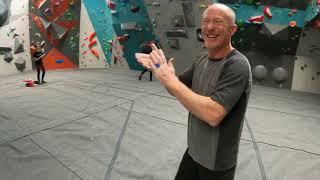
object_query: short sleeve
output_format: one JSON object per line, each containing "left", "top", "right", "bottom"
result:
{"left": 210, "top": 60, "right": 250, "bottom": 113}
{"left": 178, "top": 62, "right": 195, "bottom": 88}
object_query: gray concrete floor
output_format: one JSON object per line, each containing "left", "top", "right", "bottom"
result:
{"left": 0, "top": 68, "right": 319, "bottom": 180}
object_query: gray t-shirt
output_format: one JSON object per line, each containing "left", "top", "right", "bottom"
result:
{"left": 178, "top": 49, "right": 252, "bottom": 171}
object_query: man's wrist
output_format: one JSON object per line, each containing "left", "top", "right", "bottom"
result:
{"left": 164, "top": 75, "right": 180, "bottom": 94}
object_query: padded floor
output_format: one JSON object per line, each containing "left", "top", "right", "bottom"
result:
{"left": 0, "top": 68, "right": 319, "bottom": 180}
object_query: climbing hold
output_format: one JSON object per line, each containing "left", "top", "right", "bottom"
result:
{"left": 121, "top": 22, "right": 137, "bottom": 30}
{"left": 167, "top": 39, "right": 180, "bottom": 49}
{"left": 152, "top": 2, "right": 160, "bottom": 6}
{"left": 107, "top": 0, "right": 116, "bottom": 10}
{"left": 3, "top": 52, "right": 13, "bottom": 63}
{"left": 288, "top": 9, "right": 297, "bottom": 16}
{"left": 14, "top": 57, "right": 26, "bottom": 71}
{"left": 13, "top": 37, "right": 25, "bottom": 54}
{"left": 249, "top": 15, "right": 264, "bottom": 24}
{"left": 131, "top": 5, "right": 140, "bottom": 13}
{"left": 165, "top": 29, "right": 188, "bottom": 38}
{"left": 111, "top": 10, "right": 118, "bottom": 16}
{"left": 89, "top": 32, "right": 96, "bottom": 41}
{"left": 90, "top": 49, "right": 99, "bottom": 58}
{"left": 45, "top": 8, "right": 50, "bottom": 14}
{"left": 263, "top": 6, "right": 272, "bottom": 19}
{"left": 56, "top": 59, "right": 64, "bottom": 63}
{"left": 117, "top": 34, "right": 129, "bottom": 42}
{"left": 289, "top": 21, "right": 296, "bottom": 27}
{"left": 88, "top": 40, "right": 97, "bottom": 48}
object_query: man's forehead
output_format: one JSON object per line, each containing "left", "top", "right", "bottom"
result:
{"left": 204, "top": 6, "right": 225, "bottom": 16}
{"left": 203, "top": 9, "right": 225, "bottom": 19}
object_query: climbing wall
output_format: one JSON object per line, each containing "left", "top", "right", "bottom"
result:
{"left": 79, "top": 2, "right": 108, "bottom": 68}
{"left": 110, "top": 35, "right": 130, "bottom": 69}
{"left": 0, "top": 0, "right": 32, "bottom": 75}
{"left": 143, "top": 0, "right": 207, "bottom": 74}
{"left": 109, "top": 0, "right": 157, "bottom": 71}
{"left": 216, "top": 0, "right": 319, "bottom": 90}
{"left": 28, "top": 0, "right": 81, "bottom": 70}
{"left": 82, "top": 0, "right": 127, "bottom": 68}
{"left": 292, "top": 28, "right": 320, "bottom": 94}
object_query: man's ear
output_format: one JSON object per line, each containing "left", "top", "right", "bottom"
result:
{"left": 230, "top": 25, "right": 238, "bottom": 36}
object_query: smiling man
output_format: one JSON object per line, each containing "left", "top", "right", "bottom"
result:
{"left": 135, "top": 3, "right": 252, "bottom": 180}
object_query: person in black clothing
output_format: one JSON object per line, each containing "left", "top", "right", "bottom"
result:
{"left": 138, "top": 42, "right": 153, "bottom": 81}
{"left": 31, "top": 42, "right": 46, "bottom": 84}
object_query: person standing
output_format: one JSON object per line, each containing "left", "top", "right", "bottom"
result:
{"left": 135, "top": 3, "right": 252, "bottom": 180}
{"left": 31, "top": 41, "right": 46, "bottom": 84}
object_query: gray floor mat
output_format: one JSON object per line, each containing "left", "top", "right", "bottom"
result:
{"left": 109, "top": 112, "right": 187, "bottom": 180}
{"left": 0, "top": 137, "right": 82, "bottom": 180}
{"left": 0, "top": 68, "right": 319, "bottom": 180}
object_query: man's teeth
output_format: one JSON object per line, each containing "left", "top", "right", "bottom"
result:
{"left": 207, "top": 35, "right": 218, "bottom": 38}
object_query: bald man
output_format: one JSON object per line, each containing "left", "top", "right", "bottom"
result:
{"left": 135, "top": 3, "right": 252, "bottom": 180}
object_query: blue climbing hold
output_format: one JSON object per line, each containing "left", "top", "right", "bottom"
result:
{"left": 56, "top": 59, "right": 64, "bottom": 63}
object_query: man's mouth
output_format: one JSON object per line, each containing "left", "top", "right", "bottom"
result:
{"left": 206, "top": 34, "right": 219, "bottom": 39}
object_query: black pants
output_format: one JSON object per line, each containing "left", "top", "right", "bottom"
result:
{"left": 35, "top": 59, "right": 45, "bottom": 83}
{"left": 139, "top": 69, "right": 152, "bottom": 81}
{"left": 175, "top": 149, "right": 236, "bottom": 180}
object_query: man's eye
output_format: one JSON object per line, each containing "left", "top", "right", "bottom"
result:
{"left": 214, "top": 20, "right": 224, "bottom": 25}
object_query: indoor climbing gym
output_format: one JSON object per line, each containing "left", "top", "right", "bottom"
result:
{"left": 0, "top": 0, "right": 319, "bottom": 180}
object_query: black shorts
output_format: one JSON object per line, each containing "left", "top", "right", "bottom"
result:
{"left": 175, "top": 149, "right": 236, "bottom": 180}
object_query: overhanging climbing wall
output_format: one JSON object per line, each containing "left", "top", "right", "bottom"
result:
{"left": 143, "top": 0, "right": 207, "bottom": 74}
{"left": 29, "top": 0, "right": 81, "bottom": 70}
{"left": 109, "top": 0, "right": 157, "bottom": 71}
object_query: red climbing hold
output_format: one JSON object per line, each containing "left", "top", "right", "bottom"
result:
{"left": 90, "top": 49, "right": 99, "bottom": 58}
{"left": 88, "top": 40, "right": 97, "bottom": 48}
{"left": 263, "top": 7, "right": 272, "bottom": 19}
{"left": 249, "top": 15, "right": 264, "bottom": 24}
{"left": 290, "top": 21, "right": 297, "bottom": 27}
{"left": 106, "top": 0, "right": 116, "bottom": 10}
{"left": 89, "top": 32, "right": 96, "bottom": 42}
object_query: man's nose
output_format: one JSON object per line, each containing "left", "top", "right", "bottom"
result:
{"left": 206, "top": 22, "right": 216, "bottom": 30}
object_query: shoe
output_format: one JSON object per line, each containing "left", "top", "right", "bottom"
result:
{"left": 138, "top": 76, "right": 142, "bottom": 80}
{"left": 41, "top": 80, "right": 46, "bottom": 84}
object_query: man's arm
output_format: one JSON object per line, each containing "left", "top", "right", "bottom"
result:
{"left": 165, "top": 61, "right": 195, "bottom": 96}
{"left": 165, "top": 76, "right": 226, "bottom": 127}
{"left": 164, "top": 60, "right": 249, "bottom": 127}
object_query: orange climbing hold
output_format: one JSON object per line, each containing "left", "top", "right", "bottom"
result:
{"left": 90, "top": 49, "right": 99, "bottom": 58}
{"left": 290, "top": 21, "right": 297, "bottom": 27}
